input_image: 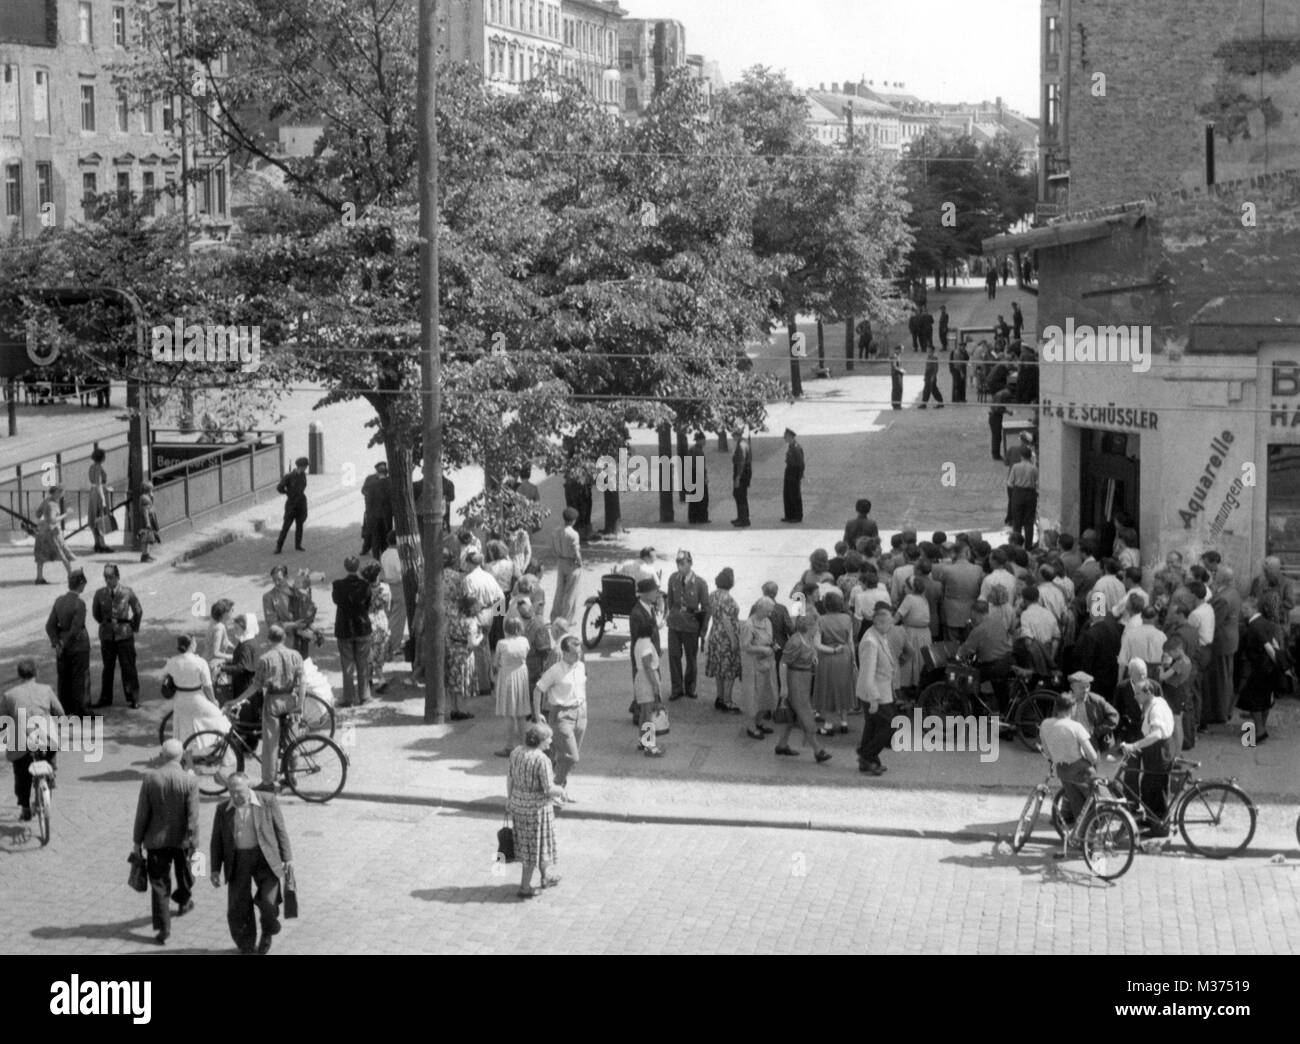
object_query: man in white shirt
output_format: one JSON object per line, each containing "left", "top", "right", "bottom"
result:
{"left": 850, "top": 569, "right": 892, "bottom": 642}
{"left": 1036, "top": 566, "right": 1068, "bottom": 623}
{"left": 1186, "top": 580, "right": 1216, "bottom": 653}
{"left": 1117, "top": 606, "right": 1167, "bottom": 680}
{"left": 380, "top": 533, "right": 406, "bottom": 662}
{"left": 1038, "top": 692, "right": 1100, "bottom": 834}
{"left": 1090, "top": 559, "right": 1127, "bottom": 617}
{"left": 1119, "top": 658, "right": 1177, "bottom": 837}
{"left": 1112, "top": 567, "right": 1149, "bottom": 621}
{"left": 463, "top": 551, "right": 505, "bottom": 693}
{"left": 617, "top": 548, "right": 662, "bottom": 588}
{"left": 979, "top": 549, "right": 1018, "bottom": 605}
{"left": 536, "top": 635, "right": 587, "bottom": 800}
{"left": 1016, "top": 586, "right": 1059, "bottom": 659}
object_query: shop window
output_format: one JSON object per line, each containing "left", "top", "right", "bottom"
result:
{"left": 1267, "top": 445, "right": 1300, "bottom": 568}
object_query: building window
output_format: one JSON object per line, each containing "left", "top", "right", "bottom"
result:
{"left": 141, "top": 90, "right": 154, "bottom": 132}
{"left": 116, "top": 89, "right": 129, "bottom": 132}
{"left": 198, "top": 169, "right": 211, "bottom": 214}
{"left": 36, "top": 162, "right": 52, "bottom": 210}
{"left": 81, "top": 85, "right": 96, "bottom": 131}
{"left": 79, "top": 2, "right": 94, "bottom": 44}
{"left": 164, "top": 171, "right": 176, "bottom": 213}
{"left": 1268, "top": 445, "right": 1300, "bottom": 568}
{"left": 509, "top": 0, "right": 515, "bottom": 28}
{"left": 142, "top": 170, "right": 155, "bottom": 215}
{"left": 34, "top": 70, "right": 50, "bottom": 132}
{"left": 1046, "top": 83, "right": 1061, "bottom": 131}
{"left": 116, "top": 170, "right": 131, "bottom": 202}
{"left": 4, "top": 164, "right": 20, "bottom": 219}
{"left": 1, "top": 65, "right": 16, "bottom": 128}
{"left": 509, "top": 49, "right": 515, "bottom": 82}
{"left": 82, "top": 172, "right": 98, "bottom": 212}
{"left": 114, "top": 5, "right": 127, "bottom": 47}
{"left": 162, "top": 94, "right": 174, "bottom": 131}
{"left": 1046, "top": 15, "right": 1061, "bottom": 56}
{"left": 214, "top": 167, "right": 226, "bottom": 216}
{"left": 529, "top": 0, "right": 535, "bottom": 33}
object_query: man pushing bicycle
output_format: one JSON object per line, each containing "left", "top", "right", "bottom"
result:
{"left": 1038, "top": 691, "right": 1100, "bottom": 848}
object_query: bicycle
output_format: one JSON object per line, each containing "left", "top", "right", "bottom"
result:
{"left": 28, "top": 751, "right": 55, "bottom": 847}
{"left": 1049, "top": 749, "right": 1256, "bottom": 859}
{"left": 182, "top": 697, "right": 348, "bottom": 803}
{"left": 920, "top": 655, "right": 1059, "bottom": 751}
{"left": 160, "top": 668, "right": 336, "bottom": 745}
{"left": 1013, "top": 758, "right": 1140, "bottom": 879}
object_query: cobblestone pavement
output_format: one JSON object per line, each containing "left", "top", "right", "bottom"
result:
{"left": 4, "top": 775, "right": 1299, "bottom": 955}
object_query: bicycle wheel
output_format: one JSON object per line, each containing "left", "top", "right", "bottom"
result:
{"left": 1177, "top": 782, "right": 1256, "bottom": 858}
{"left": 1051, "top": 790, "right": 1070, "bottom": 840}
{"left": 35, "top": 780, "right": 51, "bottom": 847}
{"left": 283, "top": 735, "right": 347, "bottom": 803}
{"left": 580, "top": 601, "right": 606, "bottom": 649}
{"left": 1012, "top": 786, "right": 1044, "bottom": 852}
{"left": 183, "top": 730, "right": 244, "bottom": 797}
{"left": 158, "top": 711, "right": 174, "bottom": 746}
{"left": 1013, "top": 689, "right": 1057, "bottom": 751}
{"left": 299, "top": 694, "right": 336, "bottom": 737}
{"left": 1081, "top": 805, "right": 1138, "bottom": 880}
{"left": 920, "top": 682, "right": 964, "bottom": 719}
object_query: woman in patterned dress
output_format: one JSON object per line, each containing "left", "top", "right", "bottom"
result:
{"left": 704, "top": 567, "right": 743, "bottom": 714}
{"left": 507, "top": 721, "right": 565, "bottom": 898}
{"left": 33, "top": 485, "right": 74, "bottom": 585}
{"left": 446, "top": 594, "right": 480, "bottom": 721}
{"left": 494, "top": 616, "right": 532, "bottom": 757}
{"left": 812, "top": 588, "right": 857, "bottom": 734}
{"left": 362, "top": 562, "right": 392, "bottom": 694}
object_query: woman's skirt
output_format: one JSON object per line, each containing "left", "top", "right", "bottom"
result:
{"left": 899, "top": 625, "right": 932, "bottom": 689}
{"left": 738, "top": 654, "right": 778, "bottom": 716}
{"left": 495, "top": 666, "right": 532, "bottom": 718}
{"left": 814, "top": 653, "right": 856, "bottom": 717}
{"left": 1236, "top": 675, "right": 1276, "bottom": 714}
{"left": 34, "top": 527, "right": 71, "bottom": 566}
{"left": 509, "top": 797, "right": 557, "bottom": 867}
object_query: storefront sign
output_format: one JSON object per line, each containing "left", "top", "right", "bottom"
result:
{"left": 1270, "top": 360, "right": 1300, "bottom": 427}
{"left": 1178, "top": 431, "right": 1235, "bottom": 529}
{"left": 1039, "top": 396, "right": 1159, "bottom": 430}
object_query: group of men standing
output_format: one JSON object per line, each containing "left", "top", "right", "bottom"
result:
{"left": 44, "top": 563, "right": 144, "bottom": 715}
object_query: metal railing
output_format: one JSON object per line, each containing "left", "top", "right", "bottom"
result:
{"left": 149, "top": 431, "right": 284, "bottom": 529}
{"left": 0, "top": 433, "right": 131, "bottom": 533}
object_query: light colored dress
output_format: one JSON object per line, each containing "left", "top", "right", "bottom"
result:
{"left": 33, "top": 497, "right": 72, "bottom": 566}
{"left": 88, "top": 462, "right": 111, "bottom": 535}
{"left": 494, "top": 635, "right": 532, "bottom": 717}
{"left": 164, "top": 652, "right": 229, "bottom": 743}
{"left": 738, "top": 616, "right": 778, "bottom": 716}
{"left": 704, "top": 589, "right": 741, "bottom": 682}
{"left": 204, "top": 620, "right": 234, "bottom": 673}
{"left": 508, "top": 745, "right": 557, "bottom": 867}
{"left": 896, "top": 593, "right": 932, "bottom": 689}
{"left": 633, "top": 636, "right": 661, "bottom": 706}
{"left": 814, "top": 612, "right": 857, "bottom": 716}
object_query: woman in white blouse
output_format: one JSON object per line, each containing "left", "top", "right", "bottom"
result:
{"left": 164, "top": 634, "right": 229, "bottom": 744}
{"left": 204, "top": 598, "right": 236, "bottom": 674}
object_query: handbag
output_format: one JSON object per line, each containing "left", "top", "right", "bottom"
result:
{"left": 127, "top": 851, "right": 148, "bottom": 893}
{"left": 496, "top": 815, "right": 516, "bottom": 863}
{"left": 772, "top": 697, "right": 794, "bottom": 725}
{"left": 96, "top": 506, "right": 119, "bottom": 535}
{"left": 651, "top": 705, "right": 670, "bottom": 735}
{"left": 161, "top": 674, "right": 177, "bottom": 699}
{"left": 283, "top": 865, "right": 299, "bottom": 919}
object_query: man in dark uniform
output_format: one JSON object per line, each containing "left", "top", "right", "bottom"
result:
{"left": 890, "top": 346, "right": 905, "bottom": 410}
{"left": 46, "top": 568, "right": 91, "bottom": 716}
{"left": 360, "top": 461, "right": 393, "bottom": 560}
{"left": 989, "top": 402, "right": 1008, "bottom": 461}
{"left": 950, "top": 341, "right": 968, "bottom": 403}
{"left": 274, "top": 457, "right": 310, "bottom": 554}
{"left": 919, "top": 309, "right": 935, "bottom": 351}
{"left": 937, "top": 306, "right": 950, "bottom": 351}
{"left": 1012, "top": 301, "right": 1024, "bottom": 340}
{"left": 782, "top": 429, "right": 804, "bottom": 523}
{"left": 731, "top": 432, "right": 752, "bottom": 527}
{"left": 908, "top": 310, "right": 921, "bottom": 352}
{"left": 687, "top": 432, "right": 709, "bottom": 524}
{"left": 920, "top": 346, "right": 944, "bottom": 409}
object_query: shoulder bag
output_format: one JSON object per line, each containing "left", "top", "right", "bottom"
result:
{"left": 496, "top": 813, "right": 516, "bottom": 864}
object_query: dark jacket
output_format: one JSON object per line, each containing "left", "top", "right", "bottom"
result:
{"left": 133, "top": 760, "right": 200, "bottom": 851}
{"left": 46, "top": 591, "right": 90, "bottom": 653}
{"left": 629, "top": 600, "right": 662, "bottom": 676}
{"left": 277, "top": 469, "right": 307, "bottom": 505}
{"left": 210, "top": 793, "right": 293, "bottom": 880}
{"left": 1069, "top": 615, "right": 1123, "bottom": 701}
{"left": 844, "top": 516, "right": 879, "bottom": 547}
{"left": 732, "top": 443, "right": 752, "bottom": 489}
{"left": 332, "top": 574, "right": 373, "bottom": 640}
{"left": 91, "top": 584, "right": 143, "bottom": 642}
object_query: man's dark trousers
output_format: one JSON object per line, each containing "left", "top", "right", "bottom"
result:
{"left": 1008, "top": 488, "right": 1037, "bottom": 547}
{"left": 667, "top": 629, "right": 700, "bottom": 699}
{"left": 989, "top": 409, "right": 1004, "bottom": 458}
{"left": 857, "top": 700, "right": 896, "bottom": 766}
{"left": 277, "top": 502, "right": 307, "bottom": 551}
{"left": 1124, "top": 744, "right": 1174, "bottom": 832}
{"left": 922, "top": 374, "right": 944, "bottom": 405}
{"left": 891, "top": 374, "right": 903, "bottom": 409}
{"left": 147, "top": 847, "right": 194, "bottom": 937}
{"left": 733, "top": 486, "right": 750, "bottom": 524}
{"left": 12, "top": 751, "right": 56, "bottom": 810}
{"left": 228, "top": 847, "right": 281, "bottom": 952}
{"left": 783, "top": 469, "right": 802, "bottom": 521}
{"left": 99, "top": 636, "right": 139, "bottom": 705}
{"left": 57, "top": 649, "right": 89, "bottom": 716}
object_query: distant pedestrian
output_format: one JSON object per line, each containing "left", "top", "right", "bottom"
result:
{"left": 920, "top": 347, "right": 944, "bottom": 408}
{"left": 1001, "top": 257, "right": 1011, "bottom": 286}
{"left": 88, "top": 447, "right": 114, "bottom": 554}
{"left": 844, "top": 499, "right": 879, "bottom": 548}
{"left": 985, "top": 267, "right": 998, "bottom": 299}
{"left": 209, "top": 772, "right": 294, "bottom": 954}
{"left": 274, "top": 457, "right": 310, "bottom": 554}
{"left": 937, "top": 305, "right": 949, "bottom": 350}
{"left": 361, "top": 563, "right": 391, "bottom": 694}
{"left": 950, "top": 342, "right": 968, "bottom": 402}
{"left": 781, "top": 429, "right": 804, "bottom": 523}
{"left": 995, "top": 315, "right": 1011, "bottom": 342}
{"left": 91, "top": 563, "right": 142, "bottom": 709}
{"left": 359, "top": 461, "right": 393, "bottom": 560}
{"left": 857, "top": 602, "right": 899, "bottom": 776}
{"left": 731, "top": 433, "right": 752, "bottom": 527}
{"left": 550, "top": 508, "right": 583, "bottom": 622}
{"left": 132, "top": 739, "right": 200, "bottom": 945}
{"left": 1007, "top": 451, "right": 1039, "bottom": 547}
{"left": 666, "top": 551, "right": 710, "bottom": 701}
{"left": 908, "top": 310, "right": 921, "bottom": 352}
{"left": 136, "top": 481, "right": 161, "bottom": 563}
{"left": 380, "top": 532, "right": 406, "bottom": 661}
{"left": 1, "top": 659, "right": 63, "bottom": 821}
{"left": 1012, "top": 301, "right": 1024, "bottom": 340}
{"left": 890, "top": 346, "right": 905, "bottom": 410}
{"left": 506, "top": 722, "right": 565, "bottom": 898}
{"left": 989, "top": 402, "right": 1008, "bottom": 461}
{"left": 919, "top": 309, "right": 935, "bottom": 351}
{"left": 33, "top": 484, "right": 75, "bottom": 586}
{"left": 45, "top": 568, "right": 90, "bottom": 716}
{"left": 687, "top": 432, "right": 709, "bottom": 524}
{"left": 857, "top": 319, "right": 874, "bottom": 359}
{"left": 331, "top": 556, "right": 374, "bottom": 707}
{"left": 631, "top": 587, "right": 666, "bottom": 757}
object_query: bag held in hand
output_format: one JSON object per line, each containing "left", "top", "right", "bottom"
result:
{"left": 496, "top": 817, "right": 516, "bottom": 864}
{"left": 772, "top": 697, "right": 794, "bottom": 725}
{"left": 127, "top": 851, "right": 148, "bottom": 893}
{"left": 283, "top": 865, "right": 299, "bottom": 919}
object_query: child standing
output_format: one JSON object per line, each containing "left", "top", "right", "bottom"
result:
{"left": 136, "top": 480, "right": 160, "bottom": 563}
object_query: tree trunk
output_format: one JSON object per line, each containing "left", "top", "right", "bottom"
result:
{"left": 717, "top": 431, "right": 729, "bottom": 452}
{"left": 657, "top": 424, "right": 674, "bottom": 522}
{"left": 602, "top": 489, "right": 624, "bottom": 535}
{"left": 845, "top": 317, "right": 854, "bottom": 372}
{"left": 676, "top": 427, "right": 688, "bottom": 503}
{"left": 815, "top": 317, "right": 827, "bottom": 377}
{"left": 787, "top": 317, "right": 803, "bottom": 398}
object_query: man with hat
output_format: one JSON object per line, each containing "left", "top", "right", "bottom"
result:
{"left": 1037, "top": 692, "right": 1100, "bottom": 835}
{"left": 550, "top": 508, "right": 583, "bottom": 623}
{"left": 132, "top": 738, "right": 200, "bottom": 945}
{"left": 1065, "top": 670, "right": 1120, "bottom": 751}
{"left": 666, "top": 550, "right": 710, "bottom": 701}
{"left": 360, "top": 461, "right": 393, "bottom": 561}
{"left": 782, "top": 429, "right": 805, "bottom": 523}
{"left": 627, "top": 578, "right": 663, "bottom": 726}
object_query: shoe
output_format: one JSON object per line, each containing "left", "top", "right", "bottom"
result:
{"left": 669, "top": 693, "right": 685, "bottom": 702}
{"left": 838, "top": 724, "right": 850, "bottom": 734}
{"left": 715, "top": 699, "right": 729, "bottom": 711}
{"left": 541, "top": 874, "right": 562, "bottom": 889}
{"left": 177, "top": 900, "right": 194, "bottom": 917}
{"left": 992, "top": 455, "right": 1003, "bottom": 462}
{"left": 252, "top": 783, "right": 279, "bottom": 793}
{"left": 757, "top": 723, "right": 774, "bottom": 734}
{"left": 815, "top": 750, "right": 832, "bottom": 764}
{"left": 239, "top": 945, "right": 257, "bottom": 955}
{"left": 1255, "top": 732, "right": 1269, "bottom": 743}
{"left": 494, "top": 748, "right": 513, "bottom": 758}
{"left": 687, "top": 693, "right": 698, "bottom": 699}
{"left": 775, "top": 746, "right": 799, "bottom": 756}
{"left": 273, "top": 548, "right": 283, "bottom": 555}
{"left": 643, "top": 746, "right": 664, "bottom": 757}
{"left": 34, "top": 578, "right": 49, "bottom": 585}
{"left": 20, "top": 807, "right": 32, "bottom": 821}
{"left": 154, "top": 931, "right": 169, "bottom": 945}
{"left": 257, "top": 933, "right": 273, "bottom": 955}
{"left": 295, "top": 546, "right": 305, "bottom": 552}
{"left": 450, "top": 712, "right": 474, "bottom": 721}
{"left": 746, "top": 727, "right": 765, "bottom": 738}
{"left": 859, "top": 764, "right": 884, "bottom": 776}
{"left": 816, "top": 726, "right": 836, "bottom": 737}
{"left": 936, "top": 405, "right": 944, "bottom": 410}
{"left": 140, "top": 555, "right": 154, "bottom": 563}
{"left": 918, "top": 404, "right": 927, "bottom": 410}
{"left": 726, "top": 704, "right": 743, "bottom": 714}
{"left": 518, "top": 887, "right": 538, "bottom": 899}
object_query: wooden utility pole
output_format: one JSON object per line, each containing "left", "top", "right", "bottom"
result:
{"left": 844, "top": 101, "right": 855, "bottom": 373}
{"left": 418, "top": 0, "right": 446, "bottom": 723}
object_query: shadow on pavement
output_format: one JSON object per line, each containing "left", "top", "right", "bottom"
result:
{"left": 79, "top": 769, "right": 149, "bottom": 784}
{"left": 31, "top": 916, "right": 155, "bottom": 943}
{"left": 940, "top": 849, "right": 1111, "bottom": 886}
{"left": 410, "top": 885, "right": 523, "bottom": 905}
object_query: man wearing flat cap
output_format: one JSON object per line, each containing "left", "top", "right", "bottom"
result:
{"left": 1066, "top": 670, "right": 1120, "bottom": 752}
{"left": 782, "top": 429, "right": 805, "bottom": 523}
{"left": 627, "top": 578, "right": 663, "bottom": 724}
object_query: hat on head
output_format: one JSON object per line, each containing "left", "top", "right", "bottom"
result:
{"left": 1020, "top": 433, "right": 1034, "bottom": 444}
{"left": 676, "top": 549, "right": 692, "bottom": 564}
{"left": 1068, "top": 670, "right": 1093, "bottom": 685}
{"left": 636, "top": 578, "right": 659, "bottom": 594}
{"left": 783, "top": 428, "right": 796, "bottom": 437}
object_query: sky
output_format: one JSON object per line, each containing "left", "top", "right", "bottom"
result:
{"left": 622, "top": 0, "right": 1041, "bottom": 115}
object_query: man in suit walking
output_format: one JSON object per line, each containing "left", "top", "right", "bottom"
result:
{"left": 132, "top": 739, "right": 200, "bottom": 945}
{"left": 782, "top": 429, "right": 805, "bottom": 523}
{"left": 666, "top": 551, "right": 710, "bottom": 701}
{"left": 920, "top": 346, "right": 944, "bottom": 409}
{"left": 90, "top": 564, "right": 143, "bottom": 709}
{"left": 210, "top": 772, "right": 294, "bottom": 955}
{"left": 332, "top": 556, "right": 374, "bottom": 707}
{"left": 731, "top": 433, "right": 752, "bottom": 527}
{"left": 937, "top": 305, "right": 950, "bottom": 350}
{"left": 274, "top": 457, "right": 310, "bottom": 555}
{"left": 46, "top": 568, "right": 91, "bottom": 716}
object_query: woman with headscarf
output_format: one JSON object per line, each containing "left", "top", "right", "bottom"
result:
{"left": 506, "top": 721, "right": 566, "bottom": 899}
{"left": 33, "top": 484, "right": 75, "bottom": 585}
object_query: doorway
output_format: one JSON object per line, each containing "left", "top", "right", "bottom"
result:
{"left": 1079, "top": 429, "right": 1140, "bottom": 558}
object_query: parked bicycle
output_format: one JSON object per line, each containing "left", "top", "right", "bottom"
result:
{"left": 1049, "top": 750, "right": 1256, "bottom": 859}
{"left": 182, "top": 698, "right": 348, "bottom": 803}
{"left": 1013, "top": 760, "right": 1140, "bottom": 880}
{"left": 159, "top": 666, "right": 336, "bottom": 745}
{"left": 920, "top": 654, "right": 1058, "bottom": 751}
{"left": 27, "top": 751, "right": 56, "bottom": 847}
